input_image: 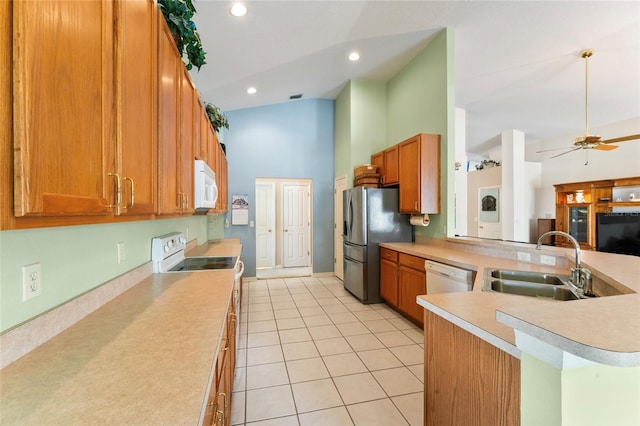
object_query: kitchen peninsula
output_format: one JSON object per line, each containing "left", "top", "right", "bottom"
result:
{"left": 381, "top": 237, "right": 640, "bottom": 425}
{"left": 0, "top": 239, "right": 242, "bottom": 425}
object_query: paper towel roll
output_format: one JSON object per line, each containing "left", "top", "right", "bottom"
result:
{"left": 410, "top": 214, "right": 430, "bottom": 227}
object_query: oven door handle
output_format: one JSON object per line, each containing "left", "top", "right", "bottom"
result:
{"left": 234, "top": 260, "right": 245, "bottom": 280}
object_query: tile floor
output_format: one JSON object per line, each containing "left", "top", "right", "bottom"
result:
{"left": 230, "top": 276, "right": 424, "bottom": 426}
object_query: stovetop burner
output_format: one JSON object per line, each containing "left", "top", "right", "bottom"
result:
{"left": 168, "top": 256, "right": 238, "bottom": 272}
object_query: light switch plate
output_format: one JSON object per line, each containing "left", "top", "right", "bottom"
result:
{"left": 517, "top": 251, "right": 531, "bottom": 262}
{"left": 540, "top": 255, "right": 556, "bottom": 266}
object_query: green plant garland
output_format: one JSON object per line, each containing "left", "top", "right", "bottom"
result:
{"left": 158, "top": 0, "right": 206, "bottom": 71}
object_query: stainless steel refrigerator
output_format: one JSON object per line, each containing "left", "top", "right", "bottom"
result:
{"left": 343, "top": 187, "right": 412, "bottom": 303}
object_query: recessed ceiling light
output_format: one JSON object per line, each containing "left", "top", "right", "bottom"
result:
{"left": 247, "top": 87, "right": 257, "bottom": 94}
{"left": 230, "top": 3, "right": 247, "bottom": 17}
{"left": 348, "top": 51, "right": 360, "bottom": 61}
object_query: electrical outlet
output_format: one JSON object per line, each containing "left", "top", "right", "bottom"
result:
{"left": 22, "top": 263, "right": 42, "bottom": 301}
{"left": 540, "top": 255, "right": 556, "bottom": 266}
{"left": 517, "top": 251, "right": 531, "bottom": 262}
{"left": 117, "top": 242, "right": 126, "bottom": 265}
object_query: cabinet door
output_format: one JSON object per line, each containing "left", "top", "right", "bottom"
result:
{"left": 179, "top": 68, "right": 195, "bottom": 213}
{"left": 215, "top": 143, "right": 228, "bottom": 213}
{"left": 383, "top": 145, "right": 399, "bottom": 186}
{"left": 13, "top": 0, "right": 115, "bottom": 216}
{"left": 399, "top": 134, "right": 440, "bottom": 214}
{"left": 371, "top": 151, "right": 384, "bottom": 182}
{"left": 116, "top": 0, "right": 157, "bottom": 215}
{"left": 398, "top": 265, "right": 426, "bottom": 324}
{"left": 380, "top": 258, "right": 398, "bottom": 306}
{"left": 157, "top": 16, "right": 181, "bottom": 215}
{"left": 399, "top": 137, "right": 421, "bottom": 212}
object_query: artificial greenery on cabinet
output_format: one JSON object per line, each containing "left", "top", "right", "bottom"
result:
{"left": 158, "top": 0, "right": 206, "bottom": 71}
{"left": 205, "top": 103, "right": 229, "bottom": 133}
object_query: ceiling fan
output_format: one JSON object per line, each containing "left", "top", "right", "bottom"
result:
{"left": 537, "top": 49, "right": 640, "bottom": 160}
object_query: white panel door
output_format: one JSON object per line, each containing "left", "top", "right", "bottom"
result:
{"left": 334, "top": 176, "right": 347, "bottom": 280}
{"left": 256, "top": 182, "right": 276, "bottom": 269}
{"left": 283, "top": 183, "right": 310, "bottom": 268}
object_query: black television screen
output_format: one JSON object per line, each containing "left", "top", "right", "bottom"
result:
{"left": 596, "top": 213, "right": 640, "bottom": 257}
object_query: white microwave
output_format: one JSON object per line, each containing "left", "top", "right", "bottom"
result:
{"left": 194, "top": 160, "right": 218, "bottom": 211}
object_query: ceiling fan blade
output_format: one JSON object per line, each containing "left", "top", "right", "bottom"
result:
{"left": 536, "top": 146, "right": 574, "bottom": 154}
{"left": 550, "top": 147, "right": 582, "bottom": 159}
{"left": 593, "top": 144, "right": 618, "bottom": 151}
{"left": 600, "top": 134, "right": 640, "bottom": 144}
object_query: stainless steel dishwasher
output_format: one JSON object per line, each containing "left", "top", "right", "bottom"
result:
{"left": 424, "top": 260, "right": 474, "bottom": 293}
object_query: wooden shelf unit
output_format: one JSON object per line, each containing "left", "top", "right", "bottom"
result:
{"left": 553, "top": 176, "right": 640, "bottom": 251}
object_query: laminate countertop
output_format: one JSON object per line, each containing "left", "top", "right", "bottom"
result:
{"left": 0, "top": 239, "right": 242, "bottom": 425}
{"left": 381, "top": 239, "right": 640, "bottom": 367}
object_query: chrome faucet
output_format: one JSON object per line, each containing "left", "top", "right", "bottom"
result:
{"left": 536, "top": 231, "right": 593, "bottom": 297}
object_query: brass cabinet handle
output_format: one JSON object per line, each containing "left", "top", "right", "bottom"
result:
{"left": 184, "top": 193, "right": 189, "bottom": 209}
{"left": 107, "top": 173, "right": 121, "bottom": 209}
{"left": 414, "top": 201, "right": 418, "bottom": 211}
{"left": 123, "top": 176, "right": 135, "bottom": 208}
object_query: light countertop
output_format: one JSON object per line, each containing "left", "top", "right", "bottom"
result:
{"left": 0, "top": 239, "right": 242, "bottom": 425}
{"left": 381, "top": 240, "right": 640, "bottom": 367}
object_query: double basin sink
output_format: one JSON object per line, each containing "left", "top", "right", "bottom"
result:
{"left": 483, "top": 269, "right": 590, "bottom": 301}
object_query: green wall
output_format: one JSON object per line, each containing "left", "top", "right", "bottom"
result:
{"left": 334, "top": 28, "right": 455, "bottom": 237}
{"left": 0, "top": 216, "right": 213, "bottom": 333}
{"left": 387, "top": 28, "right": 454, "bottom": 239}
{"left": 334, "top": 80, "right": 388, "bottom": 186}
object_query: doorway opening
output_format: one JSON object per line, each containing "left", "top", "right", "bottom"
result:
{"left": 255, "top": 178, "right": 312, "bottom": 279}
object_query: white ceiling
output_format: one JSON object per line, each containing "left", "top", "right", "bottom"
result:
{"left": 189, "top": 1, "right": 640, "bottom": 154}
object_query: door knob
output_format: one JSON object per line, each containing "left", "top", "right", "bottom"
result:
{"left": 268, "top": 229, "right": 272, "bottom": 232}
{"left": 284, "top": 229, "right": 288, "bottom": 232}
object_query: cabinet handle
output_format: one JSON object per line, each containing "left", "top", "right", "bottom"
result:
{"left": 123, "top": 177, "right": 135, "bottom": 209}
{"left": 414, "top": 201, "right": 418, "bottom": 211}
{"left": 107, "top": 173, "right": 121, "bottom": 209}
{"left": 216, "top": 392, "right": 227, "bottom": 426}
{"left": 184, "top": 193, "right": 189, "bottom": 209}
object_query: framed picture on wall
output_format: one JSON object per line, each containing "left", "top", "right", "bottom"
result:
{"left": 479, "top": 187, "right": 500, "bottom": 222}
{"left": 231, "top": 194, "right": 249, "bottom": 225}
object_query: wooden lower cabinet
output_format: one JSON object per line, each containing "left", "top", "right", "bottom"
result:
{"left": 398, "top": 255, "right": 426, "bottom": 325}
{"left": 424, "top": 310, "right": 520, "bottom": 426}
{"left": 380, "top": 248, "right": 426, "bottom": 325}
{"left": 203, "top": 299, "right": 236, "bottom": 426}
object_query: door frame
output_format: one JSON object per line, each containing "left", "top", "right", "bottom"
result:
{"left": 334, "top": 175, "right": 347, "bottom": 280}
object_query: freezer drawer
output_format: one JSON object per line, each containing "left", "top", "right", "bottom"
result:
{"left": 344, "top": 242, "right": 366, "bottom": 263}
{"left": 344, "top": 256, "right": 366, "bottom": 301}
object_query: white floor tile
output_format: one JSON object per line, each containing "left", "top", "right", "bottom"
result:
{"left": 291, "top": 378, "right": 343, "bottom": 413}
{"left": 347, "top": 398, "right": 409, "bottom": 426}
{"left": 302, "top": 314, "right": 333, "bottom": 327}
{"left": 308, "top": 324, "right": 342, "bottom": 340}
{"left": 274, "top": 308, "right": 301, "bottom": 319}
{"left": 392, "top": 392, "right": 424, "bottom": 426}
{"left": 247, "top": 331, "right": 281, "bottom": 348}
{"left": 372, "top": 367, "right": 423, "bottom": 396}
{"left": 335, "top": 322, "right": 370, "bottom": 336}
{"left": 345, "top": 333, "right": 385, "bottom": 351}
{"left": 276, "top": 317, "right": 306, "bottom": 330}
{"left": 249, "top": 310, "right": 275, "bottom": 322}
{"left": 281, "top": 341, "right": 320, "bottom": 361}
{"left": 248, "top": 320, "right": 277, "bottom": 334}
{"left": 323, "top": 352, "right": 368, "bottom": 377}
{"left": 246, "top": 415, "right": 299, "bottom": 426}
{"left": 286, "top": 357, "right": 329, "bottom": 383}
{"left": 333, "top": 372, "right": 387, "bottom": 404}
{"left": 233, "top": 366, "right": 246, "bottom": 391}
{"left": 279, "top": 328, "right": 312, "bottom": 344}
{"left": 230, "top": 391, "right": 245, "bottom": 425}
{"left": 375, "top": 330, "right": 414, "bottom": 347}
{"left": 246, "top": 345, "right": 284, "bottom": 366}
{"left": 407, "top": 363, "right": 424, "bottom": 383}
{"left": 246, "top": 362, "right": 289, "bottom": 390}
{"left": 298, "top": 406, "right": 353, "bottom": 426}
{"left": 327, "top": 312, "right": 360, "bottom": 324}
{"left": 314, "top": 337, "right": 353, "bottom": 356}
{"left": 362, "top": 319, "right": 397, "bottom": 333}
{"left": 245, "top": 385, "right": 296, "bottom": 423}
{"left": 356, "top": 348, "right": 403, "bottom": 371}
{"left": 389, "top": 344, "right": 424, "bottom": 366}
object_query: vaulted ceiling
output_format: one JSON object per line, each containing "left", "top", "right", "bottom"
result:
{"left": 189, "top": 1, "right": 640, "bottom": 154}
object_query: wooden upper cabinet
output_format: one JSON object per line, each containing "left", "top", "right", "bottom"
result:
{"left": 157, "top": 14, "right": 181, "bottom": 215}
{"left": 13, "top": 0, "right": 115, "bottom": 216}
{"left": 116, "top": 0, "right": 157, "bottom": 216}
{"left": 178, "top": 67, "right": 195, "bottom": 214}
{"left": 382, "top": 145, "right": 399, "bottom": 186}
{"left": 371, "top": 146, "right": 399, "bottom": 186}
{"left": 398, "top": 133, "right": 441, "bottom": 214}
{"left": 215, "top": 143, "right": 228, "bottom": 213}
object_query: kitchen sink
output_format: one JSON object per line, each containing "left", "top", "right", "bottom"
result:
{"left": 483, "top": 269, "right": 582, "bottom": 301}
